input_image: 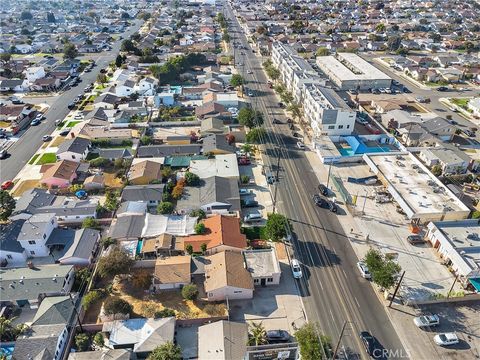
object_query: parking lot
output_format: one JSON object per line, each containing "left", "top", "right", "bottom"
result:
{"left": 389, "top": 301, "right": 480, "bottom": 360}
{"left": 229, "top": 254, "right": 306, "bottom": 337}
{"left": 304, "top": 155, "right": 463, "bottom": 303}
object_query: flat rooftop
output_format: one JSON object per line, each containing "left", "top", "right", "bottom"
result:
{"left": 364, "top": 153, "right": 469, "bottom": 216}
{"left": 243, "top": 249, "right": 280, "bottom": 277}
{"left": 304, "top": 83, "right": 350, "bottom": 110}
{"left": 317, "top": 53, "right": 391, "bottom": 81}
{"left": 436, "top": 221, "right": 480, "bottom": 250}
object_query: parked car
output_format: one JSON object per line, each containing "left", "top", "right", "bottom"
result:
{"left": 407, "top": 234, "right": 425, "bottom": 245}
{"left": 357, "top": 261, "right": 371, "bottom": 279}
{"left": 437, "top": 86, "right": 449, "bottom": 92}
{"left": 55, "top": 119, "right": 63, "bottom": 126}
{"left": 11, "top": 98, "right": 24, "bottom": 104}
{"left": 247, "top": 70, "right": 252, "bottom": 74}
{"left": 42, "top": 135, "right": 52, "bottom": 142}
{"left": 266, "top": 330, "right": 290, "bottom": 343}
{"left": 359, "top": 331, "right": 383, "bottom": 358}
{"left": 416, "top": 96, "right": 430, "bottom": 103}
{"left": 74, "top": 114, "right": 83, "bottom": 120}
{"left": 31, "top": 119, "right": 41, "bottom": 126}
{"left": 238, "top": 157, "right": 251, "bottom": 165}
{"left": 244, "top": 212, "right": 263, "bottom": 223}
{"left": 239, "top": 189, "right": 252, "bottom": 196}
{"left": 434, "top": 333, "right": 459, "bottom": 346}
{"left": 0, "top": 149, "right": 7, "bottom": 159}
{"left": 318, "top": 184, "right": 328, "bottom": 196}
{"left": 1, "top": 180, "right": 14, "bottom": 190}
{"left": 463, "top": 129, "right": 475, "bottom": 137}
{"left": 35, "top": 113, "right": 45, "bottom": 120}
{"left": 59, "top": 129, "right": 70, "bottom": 136}
{"left": 278, "top": 102, "right": 284, "bottom": 108}
{"left": 414, "top": 315, "right": 440, "bottom": 328}
{"left": 243, "top": 200, "right": 258, "bottom": 208}
{"left": 291, "top": 259, "right": 302, "bottom": 279}
{"left": 272, "top": 118, "right": 281, "bottom": 124}
{"left": 67, "top": 103, "right": 75, "bottom": 109}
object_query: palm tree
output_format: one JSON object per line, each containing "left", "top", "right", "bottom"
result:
{"left": 280, "top": 91, "right": 294, "bottom": 105}
{"left": 0, "top": 317, "right": 28, "bottom": 342}
{"left": 248, "top": 322, "right": 268, "bottom": 346}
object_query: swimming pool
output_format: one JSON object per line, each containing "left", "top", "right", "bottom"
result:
{"left": 337, "top": 136, "right": 392, "bottom": 156}
{"left": 0, "top": 344, "right": 14, "bottom": 360}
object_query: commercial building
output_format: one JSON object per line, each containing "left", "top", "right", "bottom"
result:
{"left": 317, "top": 53, "right": 392, "bottom": 90}
{"left": 363, "top": 153, "right": 470, "bottom": 222}
{"left": 303, "top": 83, "right": 356, "bottom": 136}
{"left": 426, "top": 220, "right": 480, "bottom": 291}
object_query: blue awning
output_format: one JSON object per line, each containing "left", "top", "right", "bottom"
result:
{"left": 469, "top": 278, "right": 480, "bottom": 291}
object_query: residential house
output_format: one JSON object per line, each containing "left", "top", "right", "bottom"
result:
{"left": 180, "top": 215, "right": 247, "bottom": 255}
{"left": 419, "top": 147, "right": 472, "bottom": 174}
{"left": 0, "top": 79, "right": 29, "bottom": 92}
{"left": 121, "top": 184, "right": 165, "bottom": 206}
{"left": 24, "top": 66, "right": 46, "bottom": 83}
{"left": 204, "top": 251, "right": 254, "bottom": 301}
{"left": 137, "top": 144, "right": 202, "bottom": 158}
{"left": 139, "top": 233, "right": 177, "bottom": 258}
{"left": 0, "top": 220, "right": 29, "bottom": 266}
{"left": 128, "top": 160, "right": 162, "bottom": 185}
{"left": 75, "top": 124, "right": 133, "bottom": 143}
{"left": 40, "top": 160, "right": 79, "bottom": 189}
{"left": 200, "top": 117, "right": 225, "bottom": 134}
{"left": 436, "top": 67, "right": 463, "bottom": 83}
{"left": 195, "top": 102, "right": 227, "bottom": 118}
{"left": 109, "top": 215, "right": 145, "bottom": 241}
{"left": 102, "top": 317, "right": 176, "bottom": 357}
{"left": 94, "top": 93, "right": 122, "bottom": 109}
{"left": 198, "top": 321, "right": 248, "bottom": 360}
{"left": 202, "top": 134, "right": 236, "bottom": 154}
{"left": 83, "top": 174, "right": 105, "bottom": 191}
{"left": 189, "top": 154, "right": 239, "bottom": 179}
{"left": 69, "top": 349, "right": 136, "bottom": 360}
{"left": 468, "top": 98, "right": 480, "bottom": 117}
{"left": 56, "top": 137, "right": 91, "bottom": 162}
{"left": 151, "top": 256, "right": 191, "bottom": 291}
{"left": 0, "top": 264, "right": 74, "bottom": 307}
{"left": 176, "top": 176, "right": 240, "bottom": 215}
{"left": 49, "top": 228, "right": 100, "bottom": 266}
{"left": 17, "top": 213, "right": 57, "bottom": 257}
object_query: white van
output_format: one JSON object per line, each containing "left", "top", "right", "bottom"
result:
{"left": 244, "top": 213, "right": 262, "bottom": 223}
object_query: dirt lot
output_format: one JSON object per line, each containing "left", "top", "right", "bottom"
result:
{"left": 12, "top": 179, "right": 40, "bottom": 196}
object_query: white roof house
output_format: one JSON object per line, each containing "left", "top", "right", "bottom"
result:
{"left": 189, "top": 154, "right": 239, "bottom": 179}
{"left": 141, "top": 214, "right": 197, "bottom": 237}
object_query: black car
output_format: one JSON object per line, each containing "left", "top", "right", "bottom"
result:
{"left": 59, "top": 128, "right": 71, "bottom": 136}
{"left": 359, "top": 331, "right": 383, "bottom": 359}
{"left": 67, "top": 103, "right": 75, "bottom": 109}
{"left": 318, "top": 184, "right": 328, "bottom": 196}
{"left": 243, "top": 200, "right": 259, "bottom": 208}
{"left": 437, "top": 86, "right": 448, "bottom": 92}
{"left": 272, "top": 118, "right": 282, "bottom": 124}
{"left": 266, "top": 330, "right": 290, "bottom": 343}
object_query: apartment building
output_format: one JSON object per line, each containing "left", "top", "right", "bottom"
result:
{"left": 271, "top": 42, "right": 324, "bottom": 102}
{"left": 303, "top": 83, "right": 356, "bottom": 136}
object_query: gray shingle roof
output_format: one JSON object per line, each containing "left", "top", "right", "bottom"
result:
{"left": 109, "top": 215, "right": 145, "bottom": 240}
{"left": 98, "top": 148, "right": 133, "bottom": 159}
{"left": 32, "top": 295, "right": 74, "bottom": 326}
{"left": 0, "top": 220, "right": 25, "bottom": 254}
{"left": 137, "top": 144, "right": 202, "bottom": 158}
{"left": 121, "top": 184, "right": 165, "bottom": 202}
{"left": 202, "top": 134, "right": 235, "bottom": 154}
{"left": 17, "top": 214, "right": 55, "bottom": 242}
{"left": 0, "top": 264, "right": 73, "bottom": 302}
{"left": 12, "top": 324, "right": 66, "bottom": 360}
{"left": 13, "top": 188, "right": 56, "bottom": 215}
{"left": 57, "top": 137, "right": 91, "bottom": 155}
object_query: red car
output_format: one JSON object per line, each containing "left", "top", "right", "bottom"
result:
{"left": 238, "top": 157, "right": 251, "bottom": 165}
{"left": 1, "top": 180, "right": 14, "bottom": 190}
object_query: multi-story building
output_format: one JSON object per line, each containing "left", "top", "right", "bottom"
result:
{"left": 303, "top": 83, "right": 356, "bottom": 136}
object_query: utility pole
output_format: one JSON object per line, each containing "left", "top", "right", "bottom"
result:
{"left": 447, "top": 275, "right": 459, "bottom": 299}
{"left": 326, "top": 159, "right": 333, "bottom": 188}
{"left": 332, "top": 321, "right": 348, "bottom": 360}
{"left": 272, "top": 151, "right": 281, "bottom": 214}
{"left": 389, "top": 270, "right": 406, "bottom": 308}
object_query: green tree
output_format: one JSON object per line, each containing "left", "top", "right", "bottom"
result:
{"left": 82, "top": 290, "right": 103, "bottom": 310}
{"left": 200, "top": 242, "right": 207, "bottom": 254}
{"left": 185, "top": 244, "right": 193, "bottom": 255}
{"left": 97, "top": 73, "right": 108, "bottom": 84}
{"left": 387, "top": 36, "right": 402, "bottom": 51}
{"left": 157, "top": 201, "right": 174, "bottom": 214}
{"left": 189, "top": 208, "right": 206, "bottom": 219}
{"left": 185, "top": 172, "right": 200, "bottom": 186}
{"left": 431, "top": 164, "right": 442, "bottom": 176}
{"left": 121, "top": 39, "right": 137, "bottom": 52}
{"left": 115, "top": 54, "right": 124, "bottom": 67}
{"left": 63, "top": 43, "right": 78, "bottom": 59}
{"left": 74, "top": 267, "right": 91, "bottom": 290}
{"left": 0, "top": 317, "right": 25, "bottom": 342}
{"left": 195, "top": 223, "right": 206, "bottom": 235}
{"left": 287, "top": 102, "right": 302, "bottom": 120}
{"left": 155, "top": 308, "right": 176, "bottom": 318}
{"left": 316, "top": 47, "right": 329, "bottom": 56}
{"left": 75, "top": 333, "right": 90, "bottom": 351}
{"left": 222, "top": 32, "right": 231, "bottom": 43}
{"left": 265, "top": 66, "right": 280, "bottom": 81}
{"left": 429, "top": 33, "right": 441, "bottom": 42}
{"left": 246, "top": 127, "right": 266, "bottom": 143}
{"left": 105, "top": 190, "right": 119, "bottom": 212}
{"left": 472, "top": 211, "right": 480, "bottom": 219}
{"left": 291, "top": 20, "right": 304, "bottom": 33}
{"left": 264, "top": 213, "right": 289, "bottom": 241}
{"left": 375, "top": 23, "right": 386, "bottom": 32}
{"left": 97, "top": 247, "right": 134, "bottom": 278}
{"left": 104, "top": 297, "right": 132, "bottom": 316}
{"left": 82, "top": 217, "right": 100, "bottom": 229}
{"left": 295, "top": 323, "right": 332, "bottom": 360}
{"left": 93, "top": 332, "right": 104, "bottom": 347}
{"left": 363, "top": 248, "right": 401, "bottom": 289}
{"left": 141, "top": 135, "right": 153, "bottom": 145}
{"left": 0, "top": 190, "right": 16, "bottom": 221}
{"left": 147, "top": 342, "right": 182, "bottom": 360}
{"left": 248, "top": 322, "right": 268, "bottom": 345}
{"left": 181, "top": 284, "right": 198, "bottom": 300}
{"left": 280, "top": 91, "right": 294, "bottom": 105}
{"left": 238, "top": 108, "right": 264, "bottom": 128}
{"left": 230, "top": 74, "right": 244, "bottom": 87}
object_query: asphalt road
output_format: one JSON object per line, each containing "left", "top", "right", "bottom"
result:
{"left": 0, "top": 20, "right": 143, "bottom": 183}
{"left": 224, "top": 3, "right": 406, "bottom": 359}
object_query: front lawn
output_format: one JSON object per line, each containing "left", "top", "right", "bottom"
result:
{"left": 65, "top": 121, "right": 82, "bottom": 128}
{"left": 28, "top": 154, "right": 40, "bottom": 165}
{"left": 451, "top": 98, "right": 469, "bottom": 109}
{"left": 37, "top": 153, "right": 57, "bottom": 165}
